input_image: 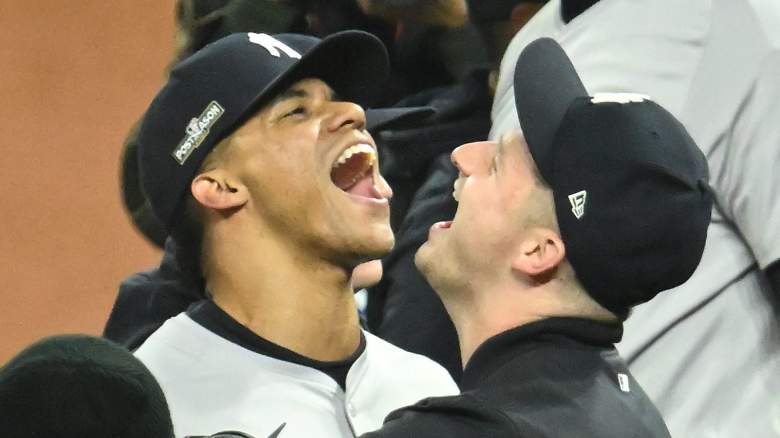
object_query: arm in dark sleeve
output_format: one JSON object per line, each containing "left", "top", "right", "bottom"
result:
{"left": 360, "top": 395, "right": 518, "bottom": 438}
{"left": 103, "top": 238, "right": 204, "bottom": 350}
{"left": 356, "top": 0, "right": 467, "bottom": 26}
{"left": 765, "top": 260, "right": 780, "bottom": 296}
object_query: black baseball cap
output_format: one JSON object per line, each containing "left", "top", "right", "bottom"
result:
{"left": 0, "top": 335, "right": 173, "bottom": 438}
{"left": 138, "top": 31, "right": 390, "bottom": 232}
{"left": 513, "top": 38, "right": 713, "bottom": 318}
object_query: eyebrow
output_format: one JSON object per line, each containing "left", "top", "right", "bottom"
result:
{"left": 270, "top": 88, "right": 309, "bottom": 105}
{"left": 270, "top": 85, "right": 339, "bottom": 106}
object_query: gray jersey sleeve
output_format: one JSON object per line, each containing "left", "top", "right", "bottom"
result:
{"left": 717, "top": 48, "right": 780, "bottom": 269}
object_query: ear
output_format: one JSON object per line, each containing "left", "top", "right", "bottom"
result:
{"left": 190, "top": 170, "right": 248, "bottom": 212}
{"left": 511, "top": 228, "right": 566, "bottom": 280}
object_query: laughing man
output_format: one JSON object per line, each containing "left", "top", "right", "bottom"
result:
{"left": 133, "top": 31, "right": 457, "bottom": 437}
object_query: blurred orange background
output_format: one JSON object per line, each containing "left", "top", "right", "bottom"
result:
{"left": 0, "top": 1, "right": 175, "bottom": 363}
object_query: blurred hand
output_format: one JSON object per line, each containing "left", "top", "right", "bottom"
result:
{"left": 356, "top": 0, "right": 467, "bottom": 27}
{"left": 352, "top": 260, "right": 383, "bottom": 289}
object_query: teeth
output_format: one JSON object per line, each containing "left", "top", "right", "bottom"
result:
{"left": 333, "top": 144, "right": 376, "bottom": 169}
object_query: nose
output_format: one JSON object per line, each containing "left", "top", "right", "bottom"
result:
{"left": 326, "top": 101, "right": 367, "bottom": 132}
{"left": 451, "top": 141, "right": 497, "bottom": 176}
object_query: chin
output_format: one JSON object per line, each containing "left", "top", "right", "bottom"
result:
{"left": 415, "top": 242, "right": 459, "bottom": 298}
{"left": 367, "top": 234, "right": 395, "bottom": 258}
{"left": 414, "top": 242, "right": 436, "bottom": 278}
{"left": 350, "top": 230, "right": 395, "bottom": 261}
{"left": 371, "top": 224, "right": 395, "bottom": 252}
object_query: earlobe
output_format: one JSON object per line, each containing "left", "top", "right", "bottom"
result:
{"left": 511, "top": 229, "right": 566, "bottom": 280}
{"left": 191, "top": 171, "right": 248, "bottom": 212}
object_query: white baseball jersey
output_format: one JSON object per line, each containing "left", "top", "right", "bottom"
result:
{"left": 135, "top": 309, "right": 458, "bottom": 437}
{"left": 491, "top": 0, "right": 780, "bottom": 436}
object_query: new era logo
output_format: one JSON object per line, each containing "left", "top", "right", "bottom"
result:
{"left": 568, "top": 190, "right": 587, "bottom": 219}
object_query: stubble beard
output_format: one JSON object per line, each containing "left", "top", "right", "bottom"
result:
{"left": 415, "top": 241, "right": 461, "bottom": 300}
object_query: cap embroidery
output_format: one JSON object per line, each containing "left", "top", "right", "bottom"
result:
{"left": 568, "top": 190, "right": 587, "bottom": 219}
{"left": 248, "top": 33, "right": 301, "bottom": 59}
{"left": 172, "top": 101, "right": 224, "bottom": 165}
{"left": 591, "top": 93, "right": 650, "bottom": 104}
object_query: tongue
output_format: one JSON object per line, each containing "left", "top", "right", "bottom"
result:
{"left": 346, "top": 175, "right": 376, "bottom": 198}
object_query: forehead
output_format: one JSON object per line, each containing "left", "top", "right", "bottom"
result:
{"left": 203, "top": 78, "right": 337, "bottom": 166}
{"left": 499, "top": 129, "right": 532, "bottom": 161}
{"left": 267, "top": 77, "right": 336, "bottom": 105}
{"left": 499, "top": 129, "right": 544, "bottom": 182}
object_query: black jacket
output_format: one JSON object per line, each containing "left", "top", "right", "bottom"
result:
{"left": 104, "top": 238, "right": 205, "bottom": 350}
{"left": 361, "top": 317, "right": 671, "bottom": 438}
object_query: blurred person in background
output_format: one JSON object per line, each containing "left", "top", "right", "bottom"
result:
{"left": 489, "top": 0, "right": 780, "bottom": 435}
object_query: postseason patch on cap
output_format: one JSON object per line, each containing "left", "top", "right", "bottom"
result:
{"left": 172, "top": 101, "right": 225, "bottom": 165}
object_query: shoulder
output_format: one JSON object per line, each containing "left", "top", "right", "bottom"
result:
{"left": 738, "top": 0, "right": 780, "bottom": 48}
{"left": 353, "top": 331, "right": 459, "bottom": 408}
{"left": 360, "top": 393, "right": 518, "bottom": 438}
{"left": 363, "top": 331, "right": 457, "bottom": 387}
{"left": 134, "top": 312, "right": 221, "bottom": 370}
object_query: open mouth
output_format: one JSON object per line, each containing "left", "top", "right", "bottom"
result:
{"left": 330, "top": 143, "right": 379, "bottom": 198}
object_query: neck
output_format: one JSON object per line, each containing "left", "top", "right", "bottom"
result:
{"left": 443, "top": 279, "right": 593, "bottom": 368}
{"left": 204, "top": 221, "right": 360, "bottom": 362}
{"left": 446, "top": 294, "right": 545, "bottom": 370}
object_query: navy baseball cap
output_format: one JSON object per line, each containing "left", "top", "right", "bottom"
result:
{"left": 138, "top": 31, "right": 390, "bottom": 232}
{"left": 513, "top": 38, "right": 713, "bottom": 318}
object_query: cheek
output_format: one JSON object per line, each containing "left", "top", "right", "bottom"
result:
{"left": 457, "top": 192, "right": 512, "bottom": 246}
{"left": 242, "top": 156, "right": 325, "bottom": 221}
{"left": 243, "top": 134, "right": 322, "bottom": 184}
{"left": 459, "top": 180, "right": 504, "bottom": 219}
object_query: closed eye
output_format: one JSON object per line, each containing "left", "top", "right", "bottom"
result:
{"left": 283, "top": 106, "right": 306, "bottom": 118}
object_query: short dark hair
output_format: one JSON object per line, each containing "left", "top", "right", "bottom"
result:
{"left": 169, "top": 193, "right": 206, "bottom": 289}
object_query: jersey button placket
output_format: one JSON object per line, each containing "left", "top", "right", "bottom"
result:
{"left": 347, "top": 401, "right": 357, "bottom": 417}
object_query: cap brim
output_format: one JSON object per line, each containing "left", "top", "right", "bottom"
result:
{"left": 514, "top": 37, "right": 587, "bottom": 181}
{"left": 366, "top": 106, "right": 435, "bottom": 133}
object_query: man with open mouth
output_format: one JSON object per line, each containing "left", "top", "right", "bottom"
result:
{"left": 133, "top": 31, "right": 457, "bottom": 437}
{"left": 361, "top": 38, "right": 712, "bottom": 437}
